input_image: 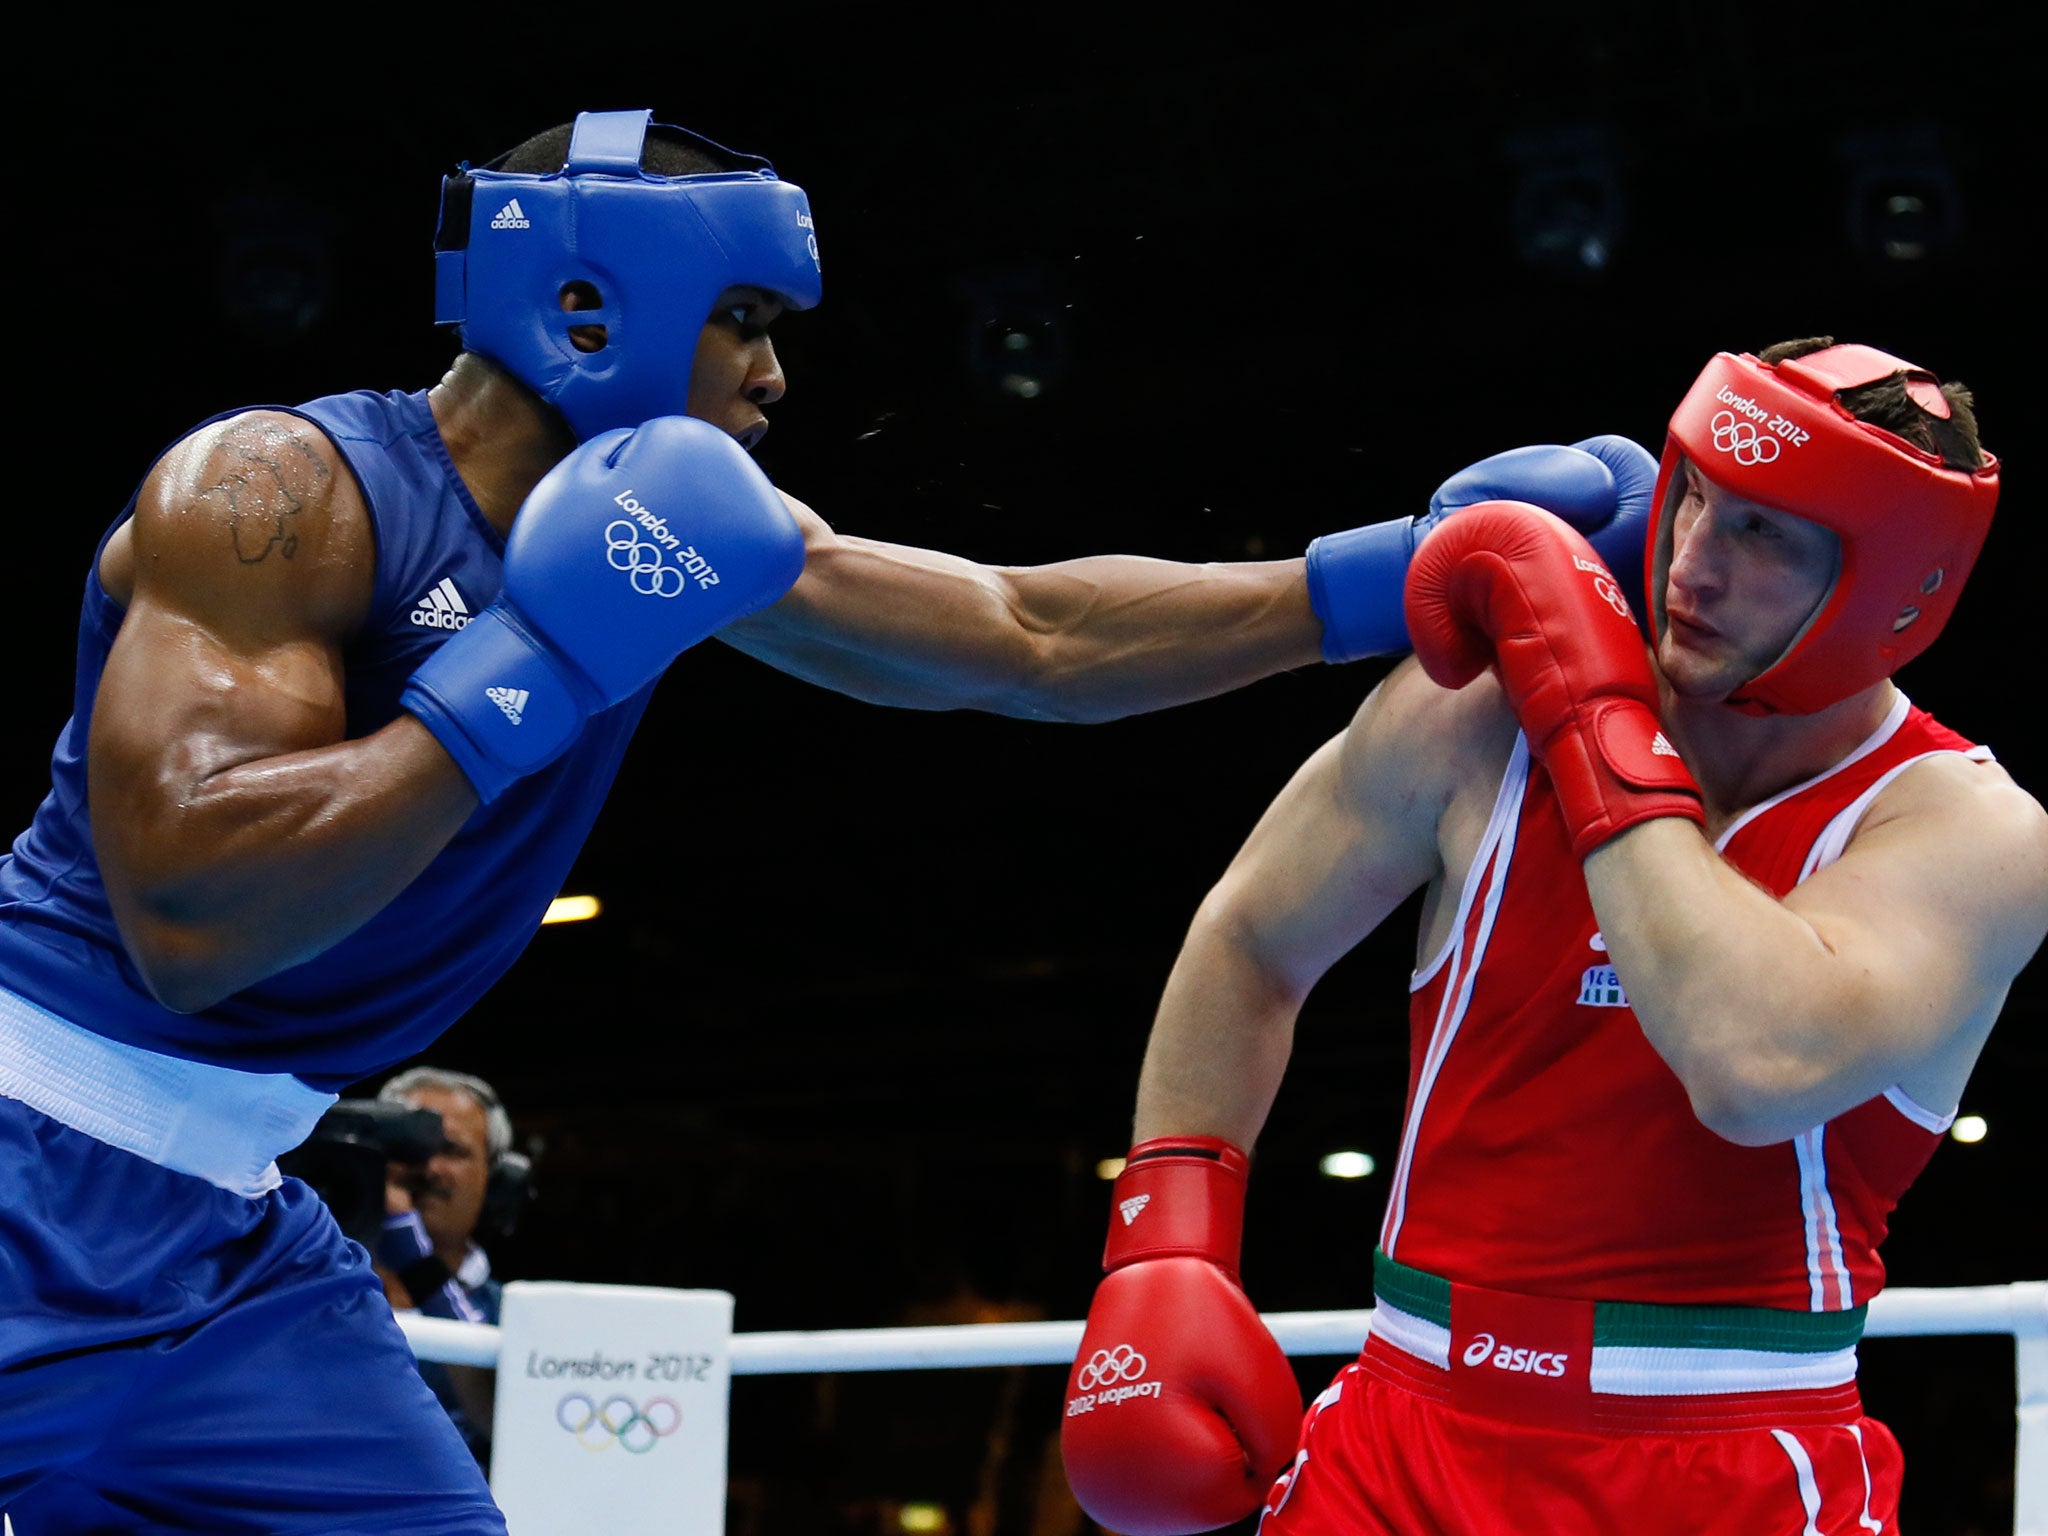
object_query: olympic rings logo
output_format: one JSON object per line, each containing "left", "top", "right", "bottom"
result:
{"left": 555, "top": 1392, "right": 683, "bottom": 1453}
{"left": 1076, "top": 1344, "right": 1148, "bottom": 1390}
{"left": 1709, "top": 410, "right": 1782, "bottom": 467}
{"left": 604, "top": 521, "right": 686, "bottom": 598}
{"left": 1594, "top": 575, "right": 1631, "bottom": 620}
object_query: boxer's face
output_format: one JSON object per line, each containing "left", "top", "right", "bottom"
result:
{"left": 403, "top": 1086, "right": 493, "bottom": 1252}
{"left": 684, "top": 285, "right": 788, "bottom": 450}
{"left": 559, "top": 282, "right": 788, "bottom": 450}
{"left": 1657, "top": 462, "right": 1839, "bottom": 700}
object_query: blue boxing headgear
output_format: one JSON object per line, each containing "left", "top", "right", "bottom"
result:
{"left": 433, "top": 109, "right": 822, "bottom": 441}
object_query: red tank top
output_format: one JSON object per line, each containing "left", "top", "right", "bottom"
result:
{"left": 1380, "top": 692, "right": 1987, "bottom": 1312}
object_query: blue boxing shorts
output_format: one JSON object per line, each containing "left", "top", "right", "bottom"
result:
{"left": 0, "top": 992, "right": 505, "bottom": 1535}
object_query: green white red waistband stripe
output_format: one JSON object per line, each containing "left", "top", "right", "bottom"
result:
{"left": 1373, "top": 1249, "right": 1865, "bottom": 1398}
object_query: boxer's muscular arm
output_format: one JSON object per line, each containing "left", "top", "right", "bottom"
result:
{"left": 718, "top": 494, "right": 1321, "bottom": 723}
{"left": 1132, "top": 661, "right": 1475, "bottom": 1146}
{"left": 89, "top": 413, "right": 477, "bottom": 1013}
{"left": 1586, "top": 756, "right": 2048, "bottom": 1146}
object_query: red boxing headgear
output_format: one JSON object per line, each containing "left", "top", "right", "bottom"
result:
{"left": 1649, "top": 345, "right": 1999, "bottom": 715}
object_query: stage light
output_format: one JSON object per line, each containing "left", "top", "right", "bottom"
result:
{"left": 964, "top": 269, "right": 1066, "bottom": 400}
{"left": 1839, "top": 127, "right": 1961, "bottom": 263}
{"left": 541, "top": 895, "right": 602, "bottom": 925}
{"left": 1095, "top": 1157, "right": 1127, "bottom": 1181}
{"left": 1950, "top": 1115, "right": 1988, "bottom": 1144}
{"left": 1319, "top": 1150, "right": 1376, "bottom": 1180}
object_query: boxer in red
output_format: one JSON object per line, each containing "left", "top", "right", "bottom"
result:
{"left": 1061, "top": 339, "right": 2047, "bottom": 1533}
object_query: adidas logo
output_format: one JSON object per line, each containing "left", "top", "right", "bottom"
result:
{"left": 490, "top": 198, "right": 531, "bottom": 231}
{"left": 410, "top": 577, "right": 472, "bottom": 631}
{"left": 1117, "top": 1194, "right": 1150, "bottom": 1226}
{"left": 1651, "top": 731, "right": 1679, "bottom": 758}
{"left": 486, "top": 687, "right": 529, "bottom": 726}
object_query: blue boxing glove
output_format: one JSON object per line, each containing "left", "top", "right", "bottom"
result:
{"left": 1306, "top": 435, "right": 1658, "bottom": 662}
{"left": 1550, "top": 435, "right": 1657, "bottom": 620}
{"left": 403, "top": 416, "right": 805, "bottom": 803}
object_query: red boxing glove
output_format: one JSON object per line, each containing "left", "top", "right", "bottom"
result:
{"left": 1405, "top": 501, "right": 1704, "bottom": 858}
{"left": 1061, "top": 1137, "right": 1303, "bottom": 1536}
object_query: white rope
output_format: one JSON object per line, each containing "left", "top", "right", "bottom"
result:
{"left": 399, "top": 1311, "right": 502, "bottom": 1368}
{"left": 400, "top": 1279, "right": 2047, "bottom": 1373}
{"left": 398, "top": 1281, "right": 2045, "bottom": 1536}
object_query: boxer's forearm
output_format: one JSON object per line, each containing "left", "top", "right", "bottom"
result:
{"left": 93, "top": 716, "right": 477, "bottom": 1013}
{"left": 1132, "top": 904, "right": 1303, "bottom": 1149}
{"left": 1584, "top": 819, "right": 1896, "bottom": 1144}
{"left": 725, "top": 520, "right": 1321, "bottom": 721}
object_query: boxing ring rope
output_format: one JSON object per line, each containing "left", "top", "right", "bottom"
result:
{"left": 403, "top": 1280, "right": 2047, "bottom": 1533}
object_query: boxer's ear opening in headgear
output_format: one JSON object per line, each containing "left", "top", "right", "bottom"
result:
{"left": 558, "top": 280, "right": 608, "bottom": 353}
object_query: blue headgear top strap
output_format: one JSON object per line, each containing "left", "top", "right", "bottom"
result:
{"left": 433, "top": 109, "right": 821, "bottom": 441}
{"left": 566, "top": 109, "right": 652, "bottom": 173}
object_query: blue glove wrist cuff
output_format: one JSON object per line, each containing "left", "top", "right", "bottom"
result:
{"left": 402, "top": 605, "right": 593, "bottom": 804}
{"left": 1306, "top": 517, "right": 1419, "bottom": 663}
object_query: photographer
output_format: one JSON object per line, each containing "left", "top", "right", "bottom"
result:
{"left": 374, "top": 1067, "right": 529, "bottom": 1466}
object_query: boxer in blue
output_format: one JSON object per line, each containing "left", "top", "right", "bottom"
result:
{"left": 0, "top": 111, "right": 1653, "bottom": 1531}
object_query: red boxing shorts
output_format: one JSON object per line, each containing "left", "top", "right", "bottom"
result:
{"left": 1257, "top": 1351, "right": 1904, "bottom": 1535}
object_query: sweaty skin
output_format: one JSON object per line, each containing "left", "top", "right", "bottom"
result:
{"left": 89, "top": 290, "right": 1323, "bottom": 1013}
{"left": 91, "top": 413, "right": 476, "bottom": 1014}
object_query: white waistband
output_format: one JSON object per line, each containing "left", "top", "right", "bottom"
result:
{"left": 0, "top": 982, "right": 336, "bottom": 1197}
{"left": 1371, "top": 1298, "right": 1859, "bottom": 1397}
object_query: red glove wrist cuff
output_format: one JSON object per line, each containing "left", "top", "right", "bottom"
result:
{"left": 1545, "top": 699, "right": 1706, "bottom": 859}
{"left": 1101, "top": 1135, "right": 1250, "bottom": 1279}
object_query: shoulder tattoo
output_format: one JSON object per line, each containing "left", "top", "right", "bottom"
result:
{"left": 198, "top": 427, "right": 332, "bottom": 565}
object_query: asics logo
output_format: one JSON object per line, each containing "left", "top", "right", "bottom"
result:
{"left": 1710, "top": 410, "right": 1781, "bottom": 466}
{"left": 1460, "top": 1332, "right": 1570, "bottom": 1378}
{"left": 1076, "top": 1345, "right": 1147, "bottom": 1390}
{"left": 1117, "top": 1194, "right": 1150, "bottom": 1226}
{"left": 605, "top": 521, "right": 687, "bottom": 598}
{"left": 490, "top": 198, "right": 532, "bottom": 231}
{"left": 555, "top": 1392, "right": 680, "bottom": 1453}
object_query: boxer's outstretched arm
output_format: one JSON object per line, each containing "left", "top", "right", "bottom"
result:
{"left": 1585, "top": 757, "right": 2048, "bottom": 1146}
{"left": 719, "top": 494, "right": 1322, "bottom": 723}
{"left": 89, "top": 414, "right": 477, "bottom": 1013}
{"left": 1132, "top": 662, "right": 1453, "bottom": 1146}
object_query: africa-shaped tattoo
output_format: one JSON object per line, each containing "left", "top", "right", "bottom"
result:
{"left": 204, "top": 430, "right": 330, "bottom": 564}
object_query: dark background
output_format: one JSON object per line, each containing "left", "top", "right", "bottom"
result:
{"left": 16, "top": 11, "right": 2038, "bottom": 1533}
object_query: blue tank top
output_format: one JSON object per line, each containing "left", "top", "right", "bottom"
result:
{"left": 0, "top": 389, "right": 653, "bottom": 1090}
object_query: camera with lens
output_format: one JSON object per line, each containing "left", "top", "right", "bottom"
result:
{"left": 278, "top": 1098, "right": 446, "bottom": 1248}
